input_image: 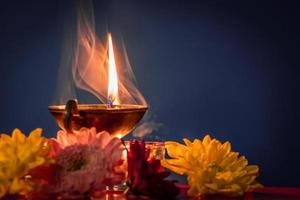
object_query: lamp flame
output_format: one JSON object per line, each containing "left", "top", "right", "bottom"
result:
{"left": 107, "top": 33, "right": 119, "bottom": 106}
{"left": 55, "top": 1, "right": 147, "bottom": 107}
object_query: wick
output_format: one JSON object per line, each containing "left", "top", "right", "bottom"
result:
{"left": 107, "top": 96, "right": 118, "bottom": 108}
{"left": 106, "top": 96, "right": 113, "bottom": 108}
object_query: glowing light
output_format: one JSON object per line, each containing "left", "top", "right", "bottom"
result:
{"left": 107, "top": 33, "right": 120, "bottom": 106}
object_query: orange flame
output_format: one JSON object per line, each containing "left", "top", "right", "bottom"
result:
{"left": 55, "top": 0, "right": 147, "bottom": 107}
{"left": 107, "top": 33, "right": 120, "bottom": 106}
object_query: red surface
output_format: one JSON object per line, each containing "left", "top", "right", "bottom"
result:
{"left": 177, "top": 184, "right": 300, "bottom": 200}
{"left": 2, "top": 185, "right": 300, "bottom": 199}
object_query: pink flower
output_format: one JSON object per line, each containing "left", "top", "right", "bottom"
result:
{"left": 49, "top": 127, "right": 121, "bottom": 157}
{"left": 56, "top": 144, "right": 123, "bottom": 198}
{"left": 38, "top": 127, "right": 125, "bottom": 199}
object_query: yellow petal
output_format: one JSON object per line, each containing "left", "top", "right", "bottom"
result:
{"left": 161, "top": 159, "right": 187, "bottom": 175}
{"left": 0, "top": 134, "right": 12, "bottom": 142}
{"left": 0, "top": 185, "right": 7, "bottom": 198}
{"left": 205, "top": 183, "right": 218, "bottom": 190}
{"left": 192, "top": 139, "right": 205, "bottom": 156}
{"left": 183, "top": 138, "right": 193, "bottom": 147}
{"left": 246, "top": 165, "right": 259, "bottom": 175}
{"left": 221, "top": 141, "right": 231, "bottom": 153}
{"left": 27, "top": 157, "right": 45, "bottom": 169}
{"left": 216, "top": 171, "right": 233, "bottom": 182}
{"left": 12, "top": 129, "right": 25, "bottom": 144}
{"left": 207, "top": 140, "right": 219, "bottom": 162}
{"left": 248, "top": 182, "right": 263, "bottom": 190}
{"left": 231, "top": 156, "right": 248, "bottom": 171}
{"left": 9, "top": 178, "right": 22, "bottom": 194}
{"left": 165, "top": 141, "right": 188, "bottom": 158}
{"left": 202, "top": 135, "right": 211, "bottom": 146}
{"left": 28, "top": 128, "right": 42, "bottom": 141}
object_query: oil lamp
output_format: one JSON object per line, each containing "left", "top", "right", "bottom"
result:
{"left": 49, "top": 33, "right": 147, "bottom": 138}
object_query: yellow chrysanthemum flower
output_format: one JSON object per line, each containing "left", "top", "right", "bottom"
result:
{"left": 162, "top": 135, "right": 263, "bottom": 197}
{"left": 0, "top": 128, "right": 51, "bottom": 197}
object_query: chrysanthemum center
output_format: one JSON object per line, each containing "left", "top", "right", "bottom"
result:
{"left": 67, "top": 158, "right": 88, "bottom": 171}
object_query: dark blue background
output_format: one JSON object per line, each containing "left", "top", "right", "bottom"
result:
{"left": 0, "top": 0, "right": 299, "bottom": 187}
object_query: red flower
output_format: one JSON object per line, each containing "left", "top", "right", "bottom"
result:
{"left": 126, "top": 140, "right": 180, "bottom": 199}
{"left": 26, "top": 164, "right": 60, "bottom": 200}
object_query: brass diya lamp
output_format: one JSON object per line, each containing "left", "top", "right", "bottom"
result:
{"left": 49, "top": 33, "right": 148, "bottom": 138}
{"left": 48, "top": 100, "right": 147, "bottom": 138}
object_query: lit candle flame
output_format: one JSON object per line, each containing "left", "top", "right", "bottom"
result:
{"left": 107, "top": 33, "right": 120, "bottom": 106}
